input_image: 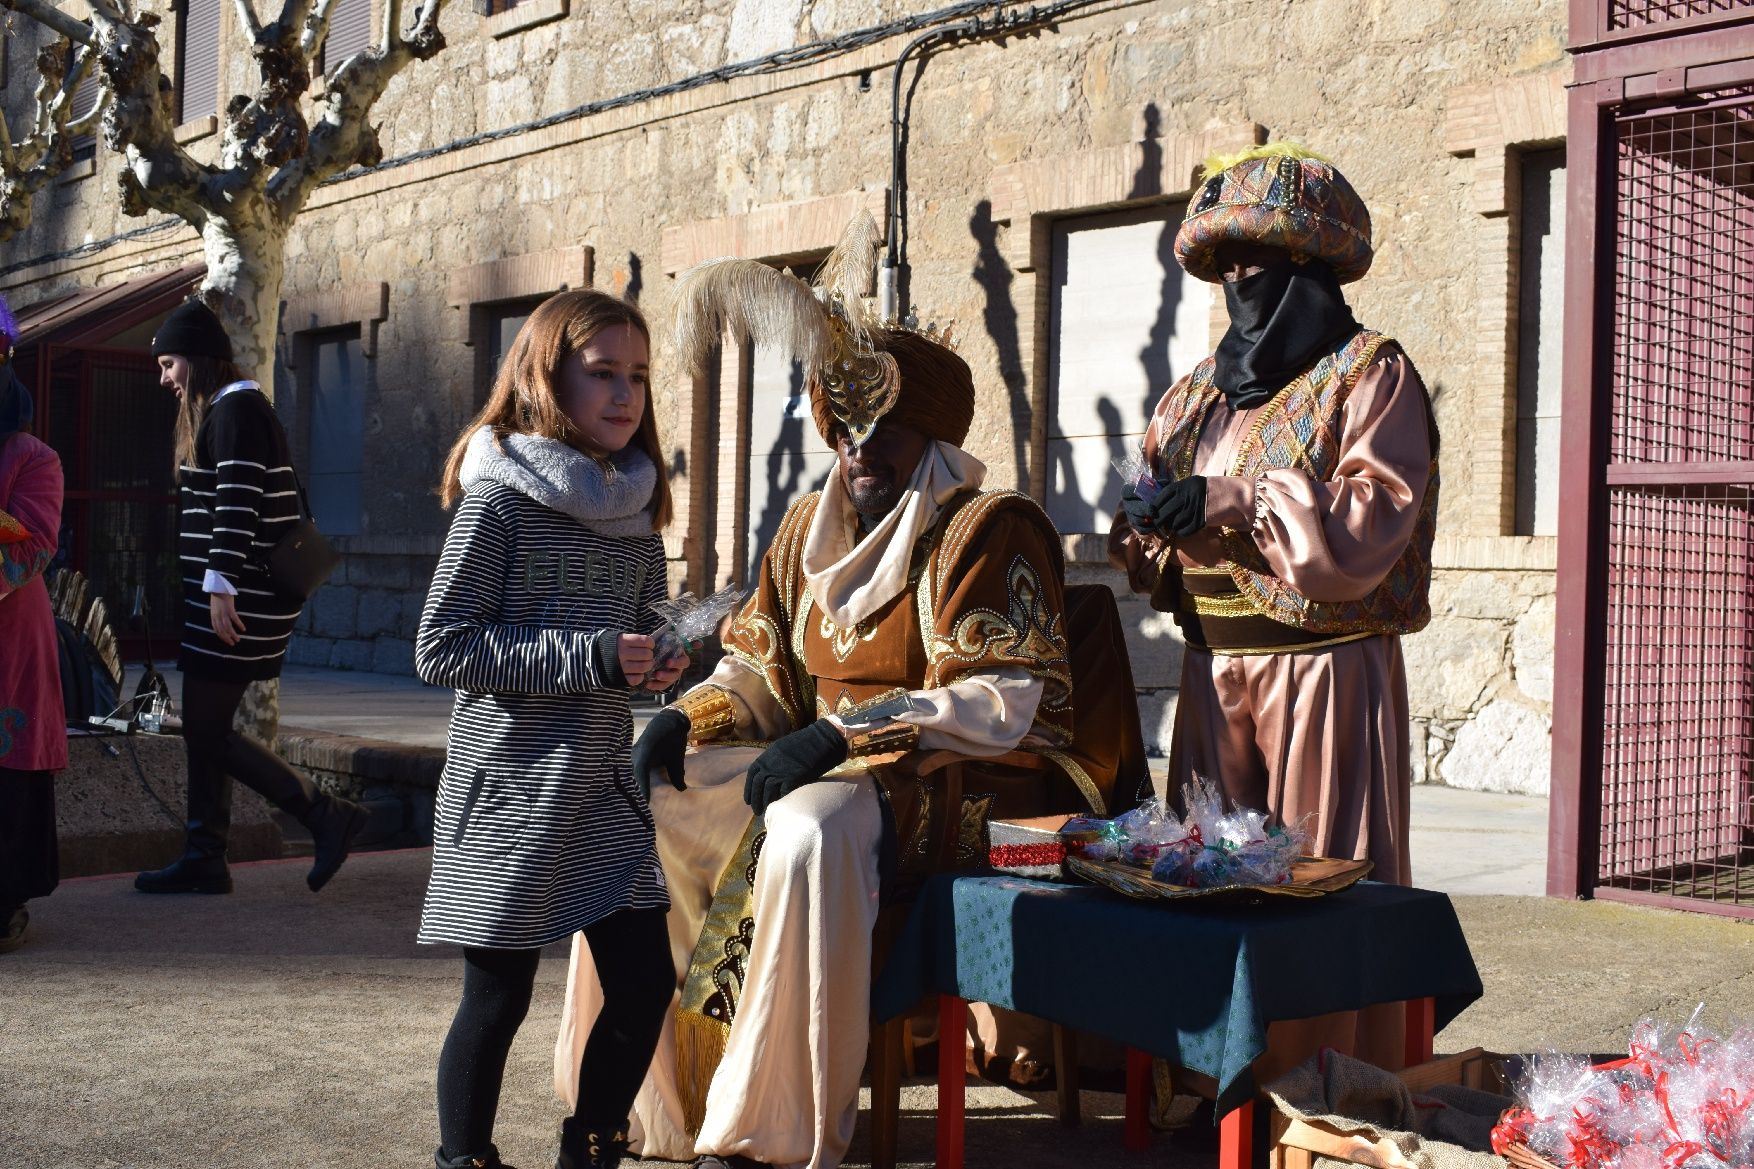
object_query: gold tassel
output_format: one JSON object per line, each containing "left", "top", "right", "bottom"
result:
{"left": 675, "top": 1008, "right": 731, "bottom": 1138}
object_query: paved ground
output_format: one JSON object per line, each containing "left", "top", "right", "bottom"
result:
{"left": 5, "top": 847, "right": 1752, "bottom": 1169}
{"left": 7, "top": 665, "right": 1610, "bottom": 1168}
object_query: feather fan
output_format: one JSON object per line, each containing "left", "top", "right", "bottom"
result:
{"left": 671, "top": 258, "right": 831, "bottom": 378}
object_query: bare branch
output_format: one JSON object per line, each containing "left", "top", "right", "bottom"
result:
{"left": 379, "top": 0, "right": 400, "bottom": 52}
{"left": 268, "top": 0, "right": 444, "bottom": 216}
{"left": 231, "top": 0, "right": 263, "bottom": 42}
{"left": 0, "top": 0, "right": 94, "bottom": 44}
{"left": 0, "top": 37, "right": 103, "bottom": 241}
{"left": 301, "top": 0, "right": 338, "bottom": 61}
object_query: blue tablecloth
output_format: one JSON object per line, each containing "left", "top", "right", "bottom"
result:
{"left": 872, "top": 875, "right": 1483, "bottom": 1113}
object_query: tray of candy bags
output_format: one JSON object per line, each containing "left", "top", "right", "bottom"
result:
{"left": 1490, "top": 1007, "right": 1754, "bottom": 1169}
{"left": 1061, "top": 776, "right": 1372, "bottom": 904}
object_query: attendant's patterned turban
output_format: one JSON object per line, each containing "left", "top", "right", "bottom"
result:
{"left": 1174, "top": 144, "right": 1374, "bottom": 284}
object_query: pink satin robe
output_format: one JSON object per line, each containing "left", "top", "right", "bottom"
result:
{"left": 1118, "top": 347, "right": 1435, "bottom": 888}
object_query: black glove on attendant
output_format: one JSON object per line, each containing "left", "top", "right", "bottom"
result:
{"left": 743, "top": 720, "right": 849, "bottom": 817}
{"left": 1120, "top": 476, "right": 1209, "bottom": 538}
{"left": 632, "top": 708, "right": 690, "bottom": 802}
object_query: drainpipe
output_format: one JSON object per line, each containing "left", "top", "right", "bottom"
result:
{"left": 881, "top": 5, "right": 1061, "bottom": 323}
{"left": 881, "top": 15, "right": 988, "bottom": 324}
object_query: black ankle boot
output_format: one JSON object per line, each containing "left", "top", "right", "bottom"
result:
{"left": 434, "top": 1145, "right": 519, "bottom": 1169}
{"left": 135, "top": 854, "right": 233, "bottom": 895}
{"left": 556, "top": 1117, "right": 629, "bottom": 1169}
{"left": 300, "top": 793, "right": 368, "bottom": 891}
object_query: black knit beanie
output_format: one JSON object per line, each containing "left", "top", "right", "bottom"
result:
{"left": 151, "top": 299, "right": 234, "bottom": 361}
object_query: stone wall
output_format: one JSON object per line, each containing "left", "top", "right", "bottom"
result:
{"left": 2, "top": 0, "right": 1571, "bottom": 788}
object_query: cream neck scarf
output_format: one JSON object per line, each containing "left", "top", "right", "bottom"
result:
{"left": 802, "top": 441, "right": 986, "bottom": 629}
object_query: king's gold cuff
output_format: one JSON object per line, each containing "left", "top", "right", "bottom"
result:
{"left": 673, "top": 686, "right": 736, "bottom": 742}
{"left": 846, "top": 721, "right": 919, "bottom": 758}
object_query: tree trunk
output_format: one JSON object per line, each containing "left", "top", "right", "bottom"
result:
{"left": 198, "top": 214, "right": 287, "bottom": 398}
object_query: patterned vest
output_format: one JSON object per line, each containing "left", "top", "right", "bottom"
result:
{"left": 1152, "top": 328, "right": 1439, "bottom": 637}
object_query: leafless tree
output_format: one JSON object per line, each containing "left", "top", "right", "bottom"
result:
{"left": 0, "top": 0, "right": 447, "bottom": 381}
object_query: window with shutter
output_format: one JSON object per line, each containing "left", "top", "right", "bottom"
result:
{"left": 177, "top": 0, "right": 222, "bottom": 124}
{"left": 320, "top": 0, "right": 374, "bottom": 75}
{"left": 70, "top": 70, "right": 102, "bottom": 162}
{"left": 1046, "top": 202, "right": 1211, "bottom": 535}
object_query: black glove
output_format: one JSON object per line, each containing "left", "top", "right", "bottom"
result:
{"left": 1120, "top": 476, "right": 1208, "bottom": 538}
{"left": 743, "top": 720, "right": 849, "bottom": 817}
{"left": 632, "top": 708, "right": 690, "bottom": 802}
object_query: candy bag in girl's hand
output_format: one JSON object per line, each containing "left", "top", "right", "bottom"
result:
{"left": 650, "top": 584, "right": 743, "bottom": 667}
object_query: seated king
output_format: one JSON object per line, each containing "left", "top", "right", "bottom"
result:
{"left": 554, "top": 216, "right": 1134, "bottom": 1169}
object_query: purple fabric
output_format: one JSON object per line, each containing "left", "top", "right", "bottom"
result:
{"left": 0, "top": 433, "right": 67, "bottom": 772}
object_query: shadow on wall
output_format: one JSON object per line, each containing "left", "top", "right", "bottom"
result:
{"left": 968, "top": 199, "right": 1030, "bottom": 486}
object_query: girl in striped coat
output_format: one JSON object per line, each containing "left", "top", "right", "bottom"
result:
{"left": 418, "top": 290, "right": 684, "bottom": 1169}
{"left": 136, "top": 299, "right": 366, "bottom": 897}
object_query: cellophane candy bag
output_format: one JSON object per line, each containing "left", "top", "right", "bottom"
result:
{"left": 650, "top": 584, "right": 743, "bottom": 667}
{"left": 1112, "top": 797, "right": 1197, "bottom": 866}
{"left": 1493, "top": 1007, "right": 1754, "bottom": 1169}
{"left": 1113, "top": 449, "right": 1159, "bottom": 498}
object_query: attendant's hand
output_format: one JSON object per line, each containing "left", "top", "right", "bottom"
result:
{"left": 209, "top": 591, "right": 247, "bottom": 646}
{"left": 743, "top": 720, "right": 850, "bottom": 816}
{"left": 617, "top": 633, "right": 657, "bottom": 687}
{"left": 632, "top": 708, "right": 691, "bottom": 801}
{"left": 1120, "top": 476, "right": 1208, "bottom": 538}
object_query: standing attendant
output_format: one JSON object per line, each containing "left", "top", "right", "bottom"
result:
{"left": 0, "top": 298, "right": 67, "bottom": 952}
{"left": 135, "top": 298, "right": 367, "bottom": 896}
{"left": 417, "top": 290, "right": 684, "bottom": 1169}
{"left": 1110, "top": 143, "right": 1438, "bottom": 1069}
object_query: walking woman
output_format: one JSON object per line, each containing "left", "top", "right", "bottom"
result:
{"left": 417, "top": 289, "right": 683, "bottom": 1169}
{"left": 0, "top": 299, "right": 67, "bottom": 952}
{"left": 135, "top": 298, "right": 366, "bottom": 896}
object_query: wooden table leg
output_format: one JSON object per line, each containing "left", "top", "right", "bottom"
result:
{"left": 1052, "top": 1024, "right": 1081, "bottom": 1128}
{"left": 1219, "top": 1098, "right": 1254, "bottom": 1169}
{"left": 1404, "top": 996, "right": 1435, "bottom": 1068}
{"left": 1123, "top": 1048, "right": 1151, "bottom": 1152}
{"left": 936, "top": 995, "right": 966, "bottom": 1169}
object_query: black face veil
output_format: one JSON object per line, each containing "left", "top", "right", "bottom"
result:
{"left": 1212, "top": 256, "right": 1361, "bottom": 410}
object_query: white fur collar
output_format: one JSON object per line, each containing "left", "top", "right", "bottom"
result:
{"left": 460, "top": 427, "right": 656, "bottom": 537}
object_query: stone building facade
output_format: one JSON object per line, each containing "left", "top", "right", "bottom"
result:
{"left": 1, "top": 0, "right": 1570, "bottom": 793}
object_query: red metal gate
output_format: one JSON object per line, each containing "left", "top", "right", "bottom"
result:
{"left": 1550, "top": 1, "right": 1754, "bottom": 917}
{"left": 36, "top": 345, "right": 181, "bottom": 660}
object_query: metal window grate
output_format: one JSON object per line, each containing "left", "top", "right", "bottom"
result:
{"left": 1608, "top": 0, "right": 1753, "bottom": 29}
{"left": 1600, "top": 486, "right": 1754, "bottom": 903}
{"left": 1598, "top": 88, "right": 1754, "bottom": 911}
{"left": 1609, "top": 94, "right": 1754, "bottom": 464}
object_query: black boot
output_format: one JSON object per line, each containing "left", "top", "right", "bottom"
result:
{"left": 0, "top": 905, "right": 28, "bottom": 953}
{"left": 134, "top": 854, "right": 233, "bottom": 895}
{"left": 300, "top": 793, "right": 368, "bottom": 892}
{"left": 435, "top": 1145, "right": 519, "bottom": 1169}
{"left": 557, "top": 1118, "right": 630, "bottom": 1169}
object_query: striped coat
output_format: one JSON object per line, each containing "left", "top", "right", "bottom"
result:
{"left": 415, "top": 479, "right": 670, "bottom": 949}
{"left": 177, "top": 390, "right": 302, "bottom": 681}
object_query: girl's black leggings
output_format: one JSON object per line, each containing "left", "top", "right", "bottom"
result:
{"left": 436, "top": 906, "right": 673, "bottom": 1159}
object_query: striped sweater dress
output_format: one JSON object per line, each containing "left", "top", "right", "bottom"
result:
{"left": 177, "top": 390, "right": 302, "bottom": 681}
{"left": 415, "top": 478, "right": 670, "bottom": 949}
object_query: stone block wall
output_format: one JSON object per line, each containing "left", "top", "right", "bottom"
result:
{"left": 288, "top": 547, "right": 437, "bottom": 674}
{"left": 4, "top": 0, "right": 1572, "bottom": 777}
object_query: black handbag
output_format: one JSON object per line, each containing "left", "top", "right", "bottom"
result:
{"left": 267, "top": 475, "right": 341, "bottom": 602}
